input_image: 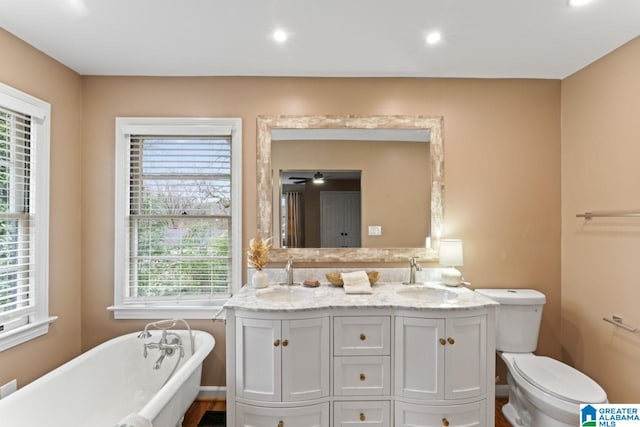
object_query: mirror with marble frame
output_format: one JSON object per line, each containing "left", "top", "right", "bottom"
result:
{"left": 256, "top": 115, "right": 444, "bottom": 262}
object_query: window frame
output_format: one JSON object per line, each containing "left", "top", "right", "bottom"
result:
{"left": 0, "top": 82, "right": 55, "bottom": 352}
{"left": 111, "top": 117, "right": 242, "bottom": 319}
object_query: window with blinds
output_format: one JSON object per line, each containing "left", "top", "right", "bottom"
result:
{"left": 0, "top": 106, "right": 33, "bottom": 332}
{"left": 127, "top": 135, "right": 233, "bottom": 302}
{"left": 0, "top": 83, "right": 51, "bottom": 351}
{"left": 113, "top": 117, "right": 241, "bottom": 319}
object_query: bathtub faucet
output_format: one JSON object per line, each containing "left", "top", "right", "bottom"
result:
{"left": 144, "top": 330, "right": 185, "bottom": 369}
{"left": 138, "top": 318, "right": 195, "bottom": 355}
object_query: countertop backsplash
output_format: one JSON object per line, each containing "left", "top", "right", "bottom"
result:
{"left": 246, "top": 267, "right": 445, "bottom": 285}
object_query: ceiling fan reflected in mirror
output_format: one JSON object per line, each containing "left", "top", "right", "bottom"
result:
{"left": 284, "top": 170, "right": 361, "bottom": 186}
{"left": 288, "top": 171, "right": 330, "bottom": 185}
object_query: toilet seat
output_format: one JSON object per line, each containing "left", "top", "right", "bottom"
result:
{"left": 513, "top": 355, "right": 607, "bottom": 404}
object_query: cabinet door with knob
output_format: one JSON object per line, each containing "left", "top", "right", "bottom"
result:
{"left": 395, "top": 401, "right": 485, "bottom": 427}
{"left": 236, "top": 317, "right": 329, "bottom": 402}
{"left": 236, "top": 318, "right": 282, "bottom": 402}
{"left": 236, "top": 402, "right": 329, "bottom": 427}
{"left": 395, "top": 317, "right": 446, "bottom": 400}
{"left": 444, "top": 316, "right": 486, "bottom": 400}
{"left": 395, "top": 315, "right": 486, "bottom": 401}
{"left": 282, "top": 317, "right": 330, "bottom": 401}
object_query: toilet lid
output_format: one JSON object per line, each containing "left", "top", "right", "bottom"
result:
{"left": 513, "top": 356, "right": 607, "bottom": 404}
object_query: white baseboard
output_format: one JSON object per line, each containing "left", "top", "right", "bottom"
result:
{"left": 198, "top": 386, "right": 227, "bottom": 399}
{"left": 495, "top": 384, "right": 509, "bottom": 397}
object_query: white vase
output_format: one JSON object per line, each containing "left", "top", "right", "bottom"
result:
{"left": 252, "top": 270, "right": 269, "bottom": 288}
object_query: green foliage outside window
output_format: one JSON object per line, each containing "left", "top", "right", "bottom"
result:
{"left": 132, "top": 186, "right": 231, "bottom": 298}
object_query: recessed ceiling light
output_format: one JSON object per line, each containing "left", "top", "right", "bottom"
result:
{"left": 67, "top": 0, "right": 88, "bottom": 16}
{"left": 273, "top": 30, "right": 288, "bottom": 43}
{"left": 426, "top": 31, "right": 442, "bottom": 45}
{"left": 568, "top": 0, "right": 593, "bottom": 6}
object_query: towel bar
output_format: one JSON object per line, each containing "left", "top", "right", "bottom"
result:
{"left": 577, "top": 210, "right": 640, "bottom": 220}
{"left": 603, "top": 315, "right": 637, "bottom": 332}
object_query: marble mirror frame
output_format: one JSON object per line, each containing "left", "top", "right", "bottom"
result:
{"left": 256, "top": 115, "right": 444, "bottom": 262}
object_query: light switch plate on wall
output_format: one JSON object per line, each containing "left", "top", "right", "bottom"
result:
{"left": 368, "top": 225, "right": 382, "bottom": 236}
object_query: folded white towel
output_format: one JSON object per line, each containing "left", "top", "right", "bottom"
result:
{"left": 115, "top": 413, "right": 153, "bottom": 427}
{"left": 341, "top": 271, "right": 372, "bottom": 294}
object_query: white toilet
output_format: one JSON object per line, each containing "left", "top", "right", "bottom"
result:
{"left": 476, "top": 289, "right": 607, "bottom": 427}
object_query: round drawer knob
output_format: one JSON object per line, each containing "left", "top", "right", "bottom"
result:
{"left": 447, "top": 337, "right": 455, "bottom": 345}
{"left": 359, "top": 373, "right": 366, "bottom": 381}
{"left": 274, "top": 339, "right": 280, "bottom": 347}
{"left": 439, "top": 338, "right": 446, "bottom": 346}
{"left": 282, "top": 339, "right": 289, "bottom": 347}
{"left": 360, "top": 333, "right": 366, "bottom": 341}
{"left": 360, "top": 412, "right": 366, "bottom": 422}
{"left": 278, "top": 421, "right": 284, "bottom": 427}
{"left": 442, "top": 418, "right": 450, "bottom": 427}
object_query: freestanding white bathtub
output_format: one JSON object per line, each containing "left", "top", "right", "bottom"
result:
{"left": 0, "top": 329, "right": 215, "bottom": 427}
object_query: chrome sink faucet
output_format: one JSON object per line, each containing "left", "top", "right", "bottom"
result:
{"left": 285, "top": 256, "right": 294, "bottom": 285}
{"left": 408, "top": 256, "right": 422, "bottom": 285}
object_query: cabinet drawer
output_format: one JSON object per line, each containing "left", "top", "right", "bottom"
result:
{"left": 334, "top": 316, "right": 391, "bottom": 356}
{"left": 236, "top": 402, "right": 329, "bottom": 427}
{"left": 334, "top": 401, "right": 391, "bottom": 427}
{"left": 394, "top": 400, "right": 486, "bottom": 427}
{"left": 334, "top": 356, "right": 391, "bottom": 396}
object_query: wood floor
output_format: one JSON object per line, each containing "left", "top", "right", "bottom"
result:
{"left": 183, "top": 398, "right": 227, "bottom": 427}
{"left": 495, "top": 397, "right": 512, "bottom": 427}
{"left": 183, "top": 398, "right": 512, "bottom": 427}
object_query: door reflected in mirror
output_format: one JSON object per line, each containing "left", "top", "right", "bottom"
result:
{"left": 280, "top": 170, "right": 362, "bottom": 248}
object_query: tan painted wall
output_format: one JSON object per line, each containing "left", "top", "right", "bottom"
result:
{"left": 0, "top": 29, "right": 83, "bottom": 387}
{"left": 272, "top": 139, "right": 430, "bottom": 248}
{"left": 561, "top": 37, "right": 640, "bottom": 402}
{"left": 81, "top": 76, "right": 561, "bottom": 386}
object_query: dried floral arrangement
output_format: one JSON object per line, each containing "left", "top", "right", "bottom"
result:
{"left": 247, "top": 237, "right": 272, "bottom": 270}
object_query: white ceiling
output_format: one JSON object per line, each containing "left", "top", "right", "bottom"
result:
{"left": 1, "top": 0, "right": 639, "bottom": 79}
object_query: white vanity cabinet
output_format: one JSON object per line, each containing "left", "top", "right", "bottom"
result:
{"left": 225, "top": 283, "right": 496, "bottom": 427}
{"left": 395, "top": 315, "right": 487, "bottom": 400}
{"left": 235, "top": 316, "right": 329, "bottom": 402}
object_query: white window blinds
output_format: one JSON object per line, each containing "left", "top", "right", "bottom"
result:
{"left": 0, "top": 106, "right": 34, "bottom": 331}
{"left": 126, "top": 135, "right": 233, "bottom": 302}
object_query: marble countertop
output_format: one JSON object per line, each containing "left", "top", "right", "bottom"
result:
{"left": 223, "top": 281, "right": 499, "bottom": 312}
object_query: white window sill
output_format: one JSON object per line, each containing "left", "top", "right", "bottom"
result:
{"left": 108, "top": 304, "right": 226, "bottom": 320}
{"left": 0, "top": 316, "right": 58, "bottom": 353}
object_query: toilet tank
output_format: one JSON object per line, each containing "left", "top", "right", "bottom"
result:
{"left": 475, "top": 289, "right": 546, "bottom": 353}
